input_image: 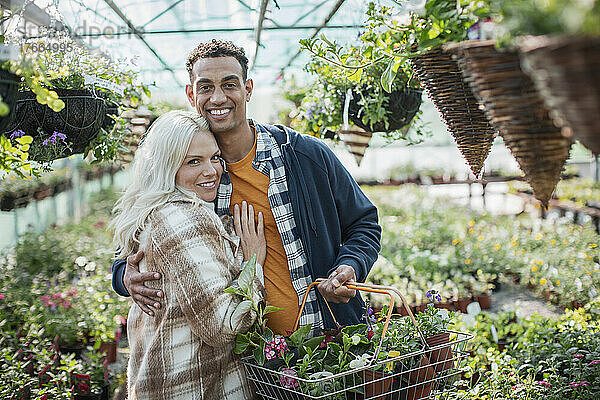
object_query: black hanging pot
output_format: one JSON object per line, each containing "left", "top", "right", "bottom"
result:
{"left": 342, "top": 86, "right": 423, "bottom": 133}
{"left": 0, "top": 69, "right": 20, "bottom": 133}
{"left": 4, "top": 88, "right": 108, "bottom": 161}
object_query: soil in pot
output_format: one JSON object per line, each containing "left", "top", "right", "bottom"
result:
{"left": 425, "top": 332, "right": 454, "bottom": 375}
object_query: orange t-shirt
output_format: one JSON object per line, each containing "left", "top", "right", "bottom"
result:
{"left": 227, "top": 132, "right": 300, "bottom": 335}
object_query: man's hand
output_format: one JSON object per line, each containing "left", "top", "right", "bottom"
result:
{"left": 317, "top": 265, "right": 357, "bottom": 303}
{"left": 123, "top": 250, "right": 163, "bottom": 316}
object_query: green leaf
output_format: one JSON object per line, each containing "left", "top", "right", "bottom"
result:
{"left": 263, "top": 305, "right": 284, "bottom": 315}
{"left": 223, "top": 286, "right": 246, "bottom": 296}
{"left": 347, "top": 68, "right": 362, "bottom": 83}
{"left": 299, "top": 336, "right": 325, "bottom": 357}
{"left": 380, "top": 60, "right": 396, "bottom": 93}
{"left": 231, "top": 300, "right": 252, "bottom": 327}
{"left": 289, "top": 324, "right": 312, "bottom": 346}
{"left": 234, "top": 334, "right": 251, "bottom": 354}
{"left": 253, "top": 343, "right": 266, "bottom": 365}
{"left": 238, "top": 255, "right": 256, "bottom": 292}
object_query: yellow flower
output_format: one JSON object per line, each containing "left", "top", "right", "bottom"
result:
{"left": 469, "top": 220, "right": 475, "bottom": 227}
{"left": 563, "top": 241, "right": 568, "bottom": 246}
{"left": 590, "top": 243, "right": 597, "bottom": 248}
{"left": 535, "top": 234, "right": 543, "bottom": 240}
{"left": 475, "top": 244, "right": 480, "bottom": 249}
{"left": 468, "top": 228, "right": 475, "bottom": 234}
{"left": 452, "top": 239, "right": 459, "bottom": 245}
{"left": 551, "top": 239, "right": 556, "bottom": 245}
{"left": 595, "top": 268, "right": 599, "bottom": 273}
{"left": 587, "top": 270, "right": 592, "bottom": 275}
{"left": 465, "top": 258, "right": 471, "bottom": 265}
{"left": 494, "top": 244, "right": 501, "bottom": 250}
{"left": 536, "top": 260, "right": 543, "bottom": 265}
{"left": 531, "top": 265, "right": 539, "bottom": 272}
{"left": 510, "top": 240, "right": 518, "bottom": 247}
{"left": 478, "top": 235, "right": 484, "bottom": 242}
{"left": 556, "top": 280, "right": 561, "bottom": 286}
{"left": 521, "top": 249, "right": 526, "bottom": 254}
{"left": 539, "top": 278, "right": 547, "bottom": 285}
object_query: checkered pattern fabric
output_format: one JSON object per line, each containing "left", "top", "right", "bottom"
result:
{"left": 215, "top": 121, "right": 323, "bottom": 333}
{"left": 127, "top": 194, "right": 263, "bottom": 400}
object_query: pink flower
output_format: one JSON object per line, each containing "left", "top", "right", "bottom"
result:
{"left": 588, "top": 360, "right": 599, "bottom": 366}
{"left": 279, "top": 368, "right": 299, "bottom": 389}
{"left": 47, "top": 301, "right": 56, "bottom": 307}
{"left": 573, "top": 354, "right": 584, "bottom": 358}
{"left": 569, "top": 381, "right": 588, "bottom": 388}
{"left": 67, "top": 289, "right": 77, "bottom": 297}
{"left": 367, "top": 330, "right": 375, "bottom": 340}
{"left": 264, "top": 336, "right": 288, "bottom": 360}
{"left": 40, "top": 295, "right": 51, "bottom": 303}
{"left": 536, "top": 381, "right": 551, "bottom": 387}
{"left": 0, "top": 293, "right": 5, "bottom": 300}
{"left": 52, "top": 292, "right": 63, "bottom": 299}
{"left": 62, "top": 301, "right": 72, "bottom": 309}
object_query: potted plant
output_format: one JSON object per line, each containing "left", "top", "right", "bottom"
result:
{"left": 415, "top": 290, "right": 457, "bottom": 375}
{"left": 3, "top": 33, "right": 150, "bottom": 165}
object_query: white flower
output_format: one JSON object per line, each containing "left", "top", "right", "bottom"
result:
{"left": 438, "top": 308, "right": 450, "bottom": 320}
{"left": 349, "top": 353, "right": 372, "bottom": 370}
{"left": 75, "top": 256, "right": 88, "bottom": 267}
{"left": 391, "top": 12, "right": 411, "bottom": 26}
{"left": 351, "top": 334, "right": 361, "bottom": 346}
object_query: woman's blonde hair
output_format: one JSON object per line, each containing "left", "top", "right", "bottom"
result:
{"left": 110, "top": 110, "right": 210, "bottom": 258}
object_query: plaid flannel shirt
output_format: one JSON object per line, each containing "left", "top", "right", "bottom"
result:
{"left": 215, "top": 121, "right": 324, "bottom": 333}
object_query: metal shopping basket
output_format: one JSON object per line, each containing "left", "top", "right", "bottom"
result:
{"left": 241, "top": 281, "right": 473, "bottom": 400}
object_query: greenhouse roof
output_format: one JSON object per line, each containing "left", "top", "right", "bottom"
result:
{"left": 3, "top": 0, "right": 400, "bottom": 98}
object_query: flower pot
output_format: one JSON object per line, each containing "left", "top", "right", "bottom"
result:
{"left": 338, "top": 126, "right": 372, "bottom": 165}
{"left": 361, "top": 369, "right": 393, "bottom": 400}
{"left": 98, "top": 341, "right": 117, "bottom": 364}
{"left": 5, "top": 89, "right": 109, "bottom": 162}
{"left": 343, "top": 86, "right": 423, "bottom": 133}
{"left": 0, "top": 69, "right": 20, "bottom": 134}
{"left": 434, "top": 302, "right": 453, "bottom": 311}
{"left": 425, "top": 332, "right": 454, "bottom": 375}
{"left": 519, "top": 36, "right": 600, "bottom": 155}
{"left": 411, "top": 47, "right": 496, "bottom": 177}
{"left": 475, "top": 294, "right": 491, "bottom": 310}
{"left": 33, "top": 185, "right": 52, "bottom": 201}
{"left": 453, "top": 297, "right": 471, "bottom": 313}
{"left": 406, "top": 355, "right": 435, "bottom": 400}
{"left": 445, "top": 40, "right": 572, "bottom": 207}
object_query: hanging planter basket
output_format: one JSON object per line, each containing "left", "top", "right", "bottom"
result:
{"left": 518, "top": 35, "right": 600, "bottom": 155}
{"left": 445, "top": 40, "right": 572, "bottom": 207}
{"left": 0, "top": 69, "right": 20, "bottom": 134}
{"left": 410, "top": 47, "right": 496, "bottom": 177}
{"left": 4, "top": 88, "right": 109, "bottom": 162}
{"left": 338, "top": 125, "right": 372, "bottom": 165}
{"left": 342, "top": 87, "right": 423, "bottom": 133}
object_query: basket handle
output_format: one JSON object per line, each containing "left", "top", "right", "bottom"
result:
{"left": 293, "top": 279, "right": 427, "bottom": 361}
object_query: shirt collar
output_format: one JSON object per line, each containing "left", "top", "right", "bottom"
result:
{"left": 251, "top": 120, "right": 273, "bottom": 163}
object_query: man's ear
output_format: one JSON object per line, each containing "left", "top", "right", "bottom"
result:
{"left": 244, "top": 78, "right": 253, "bottom": 102}
{"left": 185, "top": 84, "right": 195, "bottom": 107}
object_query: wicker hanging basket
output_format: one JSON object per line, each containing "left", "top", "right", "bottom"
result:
{"left": 445, "top": 40, "right": 572, "bottom": 207}
{"left": 338, "top": 125, "right": 372, "bottom": 165}
{"left": 411, "top": 47, "right": 496, "bottom": 177}
{"left": 518, "top": 35, "right": 600, "bottom": 155}
{"left": 342, "top": 87, "right": 423, "bottom": 133}
{"left": 0, "top": 69, "right": 20, "bottom": 134}
{"left": 5, "top": 88, "right": 108, "bottom": 162}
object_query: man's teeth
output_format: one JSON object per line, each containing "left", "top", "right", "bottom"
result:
{"left": 210, "top": 109, "right": 229, "bottom": 115}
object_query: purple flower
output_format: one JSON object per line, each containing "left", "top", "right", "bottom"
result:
{"left": 10, "top": 129, "right": 25, "bottom": 140}
{"left": 279, "top": 368, "right": 299, "bottom": 389}
{"left": 42, "top": 131, "right": 67, "bottom": 146}
{"left": 426, "top": 289, "right": 442, "bottom": 302}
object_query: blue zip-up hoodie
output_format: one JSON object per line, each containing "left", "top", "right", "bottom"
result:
{"left": 112, "top": 123, "right": 381, "bottom": 329}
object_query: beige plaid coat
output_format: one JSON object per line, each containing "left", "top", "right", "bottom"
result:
{"left": 127, "top": 194, "right": 264, "bottom": 400}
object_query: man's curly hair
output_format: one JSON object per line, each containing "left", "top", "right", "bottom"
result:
{"left": 186, "top": 39, "right": 249, "bottom": 82}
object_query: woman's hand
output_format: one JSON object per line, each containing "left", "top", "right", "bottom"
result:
{"left": 233, "top": 201, "right": 266, "bottom": 267}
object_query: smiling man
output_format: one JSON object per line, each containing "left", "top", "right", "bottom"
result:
{"left": 112, "top": 39, "right": 381, "bottom": 335}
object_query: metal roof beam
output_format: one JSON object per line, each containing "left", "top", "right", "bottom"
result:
{"left": 250, "top": 0, "right": 269, "bottom": 71}
{"left": 291, "top": 0, "right": 328, "bottom": 27}
{"left": 141, "top": 0, "right": 185, "bottom": 28}
{"left": 47, "top": 23, "right": 363, "bottom": 38}
{"left": 279, "top": 0, "right": 347, "bottom": 77}
{"left": 102, "top": 0, "right": 182, "bottom": 87}
{"left": 0, "top": 0, "right": 68, "bottom": 31}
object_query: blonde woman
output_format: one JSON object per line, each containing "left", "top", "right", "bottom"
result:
{"left": 111, "top": 110, "right": 265, "bottom": 399}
